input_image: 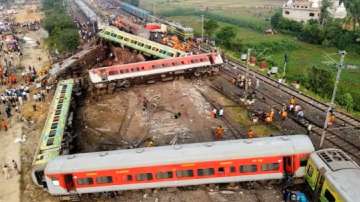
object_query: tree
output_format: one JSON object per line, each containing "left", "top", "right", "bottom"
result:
{"left": 320, "top": 0, "right": 331, "bottom": 26}
{"left": 215, "top": 26, "right": 236, "bottom": 48}
{"left": 299, "top": 20, "right": 324, "bottom": 44}
{"left": 271, "top": 11, "right": 282, "bottom": 29}
{"left": 204, "top": 19, "right": 219, "bottom": 38}
{"left": 344, "top": 0, "right": 360, "bottom": 31}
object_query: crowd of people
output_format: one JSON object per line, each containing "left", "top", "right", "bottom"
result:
{"left": 74, "top": 19, "right": 96, "bottom": 42}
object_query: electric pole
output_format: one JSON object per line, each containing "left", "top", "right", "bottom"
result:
{"left": 283, "top": 53, "right": 288, "bottom": 78}
{"left": 245, "top": 48, "right": 252, "bottom": 95}
{"left": 201, "top": 14, "right": 204, "bottom": 42}
{"left": 319, "top": 50, "right": 346, "bottom": 148}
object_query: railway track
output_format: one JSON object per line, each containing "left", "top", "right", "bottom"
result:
{"left": 227, "top": 59, "right": 360, "bottom": 128}
{"left": 221, "top": 60, "right": 360, "bottom": 163}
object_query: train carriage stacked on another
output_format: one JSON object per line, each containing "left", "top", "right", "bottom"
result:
{"left": 305, "top": 148, "right": 360, "bottom": 202}
{"left": 32, "top": 79, "right": 75, "bottom": 188}
{"left": 99, "top": 26, "right": 186, "bottom": 59}
{"left": 118, "top": 2, "right": 194, "bottom": 41}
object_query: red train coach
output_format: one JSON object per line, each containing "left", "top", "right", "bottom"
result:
{"left": 44, "top": 135, "right": 314, "bottom": 196}
{"left": 88, "top": 52, "right": 223, "bottom": 85}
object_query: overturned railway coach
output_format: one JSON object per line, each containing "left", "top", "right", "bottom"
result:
{"left": 44, "top": 135, "right": 314, "bottom": 196}
{"left": 32, "top": 79, "right": 75, "bottom": 188}
{"left": 88, "top": 52, "right": 223, "bottom": 86}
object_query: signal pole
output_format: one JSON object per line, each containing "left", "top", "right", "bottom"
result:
{"left": 319, "top": 50, "right": 346, "bottom": 148}
{"left": 201, "top": 14, "right": 204, "bottom": 42}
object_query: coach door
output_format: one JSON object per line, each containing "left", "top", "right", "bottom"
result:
{"left": 313, "top": 168, "right": 326, "bottom": 202}
{"left": 284, "top": 156, "right": 293, "bottom": 174}
{"left": 64, "top": 174, "right": 75, "bottom": 192}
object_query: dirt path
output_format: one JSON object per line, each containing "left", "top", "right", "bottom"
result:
{"left": 0, "top": 122, "right": 22, "bottom": 202}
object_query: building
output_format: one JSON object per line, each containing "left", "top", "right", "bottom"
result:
{"left": 282, "top": 0, "right": 347, "bottom": 22}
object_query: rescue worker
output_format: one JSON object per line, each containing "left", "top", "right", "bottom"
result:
{"left": 280, "top": 104, "right": 288, "bottom": 120}
{"left": 215, "top": 125, "right": 224, "bottom": 140}
{"left": 2, "top": 119, "right": 8, "bottom": 132}
{"left": 247, "top": 129, "right": 255, "bottom": 138}
{"left": 289, "top": 96, "right": 296, "bottom": 106}
{"left": 328, "top": 110, "right": 336, "bottom": 127}
{"left": 288, "top": 96, "right": 296, "bottom": 112}
{"left": 265, "top": 108, "right": 275, "bottom": 123}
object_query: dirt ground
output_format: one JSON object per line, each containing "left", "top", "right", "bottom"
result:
{"left": 76, "top": 79, "right": 231, "bottom": 152}
{"left": 13, "top": 5, "right": 43, "bottom": 24}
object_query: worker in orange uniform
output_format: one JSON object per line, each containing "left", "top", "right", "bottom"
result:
{"left": 2, "top": 119, "right": 8, "bottom": 132}
{"left": 327, "top": 110, "right": 336, "bottom": 127}
{"left": 247, "top": 129, "right": 255, "bottom": 138}
{"left": 215, "top": 125, "right": 224, "bottom": 140}
{"left": 280, "top": 104, "right": 288, "bottom": 120}
{"left": 281, "top": 109, "right": 288, "bottom": 120}
{"left": 265, "top": 108, "right": 275, "bottom": 123}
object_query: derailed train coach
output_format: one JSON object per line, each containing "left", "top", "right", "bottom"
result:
{"left": 88, "top": 52, "right": 224, "bottom": 87}
{"left": 305, "top": 148, "right": 360, "bottom": 202}
{"left": 43, "top": 135, "right": 314, "bottom": 196}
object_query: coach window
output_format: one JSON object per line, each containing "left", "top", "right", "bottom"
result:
{"left": 324, "top": 189, "right": 336, "bottom": 202}
{"left": 176, "top": 169, "right": 194, "bottom": 178}
{"left": 239, "top": 165, "right": 257, "bottom": 173}
{"left": 306, "top": 165, "right": 314, "bottom": 177}
{"left": 120, "top": 70, "right": 124, "bottom": 74}
{"left": 218, "top": 167, "right": 225, "bottom": 174}
{"left": 126, "top": 175, "right": 133, "bottom": 181}
{"left": 136, "top": 67, "right": 140, "bottom": 71}
{"left": 156, "top": 171, "right": 173, "bottom": 179}
{"left": 261, "top": 163, "right": 280, "bottom": 171}
{"left": 300, "top": 158, "right": 308, "bottom": 167}
{"left": 96, "top": 176, "right": 113, "bottom": 184}
{"left": 136, "top": 173, "right": 153, "bottom": 181}
{"left": 230, "top": 166, "right": 236, "bottom": 173}
{"left": 117, "top": 35, "right": 123, "bottom": 40}
{"left": 197, "top": 168, "right": 215, "bottom": 176}
{"left": 77, "top": 177, "right": 94, "bottom": 185}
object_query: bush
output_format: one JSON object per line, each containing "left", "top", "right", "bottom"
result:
{"left": 307, "top": 66, "right": 334, "bottom": 98}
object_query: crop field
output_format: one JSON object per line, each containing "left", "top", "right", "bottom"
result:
{"left": 141, "top": 0, "right": 283, "bottom": 29}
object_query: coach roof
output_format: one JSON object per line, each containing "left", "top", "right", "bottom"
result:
{"left": 45, "top": 135, "right": 314, "bottom": 174}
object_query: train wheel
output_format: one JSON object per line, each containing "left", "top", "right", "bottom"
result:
{"left": 117, "top": 80, "right": 131, "bottom": 89}
{"left": 194, "top": 71, "right": 201, "bottom": 77}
